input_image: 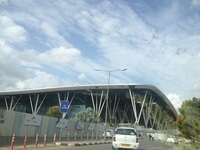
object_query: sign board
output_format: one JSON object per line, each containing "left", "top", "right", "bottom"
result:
{"left": 24, "top": 114, "right": 42, "bottom": 126}
{"left": 60, "top": 101, "right": 69, "bottom": 113}
{"left": 56, "top": 119, "right": 68, "bottom": 128}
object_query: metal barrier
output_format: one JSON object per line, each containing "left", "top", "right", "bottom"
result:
{"left": 61, "top": 129, "right": 104, "bottom": 141}
{"left": 5, "top": 129, "right": 105, "bottom": 149}
{"left": 10, "top": 133, "right": 15, "bottom": 150}
{"left": 23, "top": 133, "right": 28, "bottom": 149}
{"left": 35, "top": 134, "right": 38, "bottom": 147}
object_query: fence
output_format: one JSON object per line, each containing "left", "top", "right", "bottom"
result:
{"left": 0, "top": 110, "right": 114, "bottom": 147}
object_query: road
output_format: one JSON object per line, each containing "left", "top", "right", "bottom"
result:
{"left": 2, "top": 140, "right": 176, "bottom": 150}
{"left": 59, "top": 141, "right": 175, "bottom": 150}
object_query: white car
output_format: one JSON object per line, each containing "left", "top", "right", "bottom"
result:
{"left": 112, "top": 127, "right": 140, "bottom": 150}
{"left": 166, "top": 137, "right": 178, "bottom": 144}
{"left": 103, "top": 130, "right": 113, "bottom": 138}
{"left": 185, "top": 139, "right": 192, "bottom": 144}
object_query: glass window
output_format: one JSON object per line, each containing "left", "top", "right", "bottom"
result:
{"left": 115, "top": 129, "right": 136, "bottom": 135}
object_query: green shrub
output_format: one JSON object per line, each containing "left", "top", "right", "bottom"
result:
{"left": 183, "top": 145, "right": 199, "bottom": 150}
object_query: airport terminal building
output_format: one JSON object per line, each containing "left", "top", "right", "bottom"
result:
{"left": 0, "top": 84, "right": 177, "bottom": 130}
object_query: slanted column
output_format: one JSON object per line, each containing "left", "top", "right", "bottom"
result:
{"left": 29, "top": 94, "right": 47, "bottom": 115}
{"left": 89, "top": 89, "right": 106, "bottom": 118}
{"left": 135, "top": 92, "right": 147, "bottom": 125}
{"left": 129, "top": 89, "right": 138, "bottom": 124}
{"left": 4, "top": 96, "right": 21, "bottom": 111}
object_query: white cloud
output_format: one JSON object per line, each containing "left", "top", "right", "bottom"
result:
{"left": 0, "top": 41, "right": 28, "bottom": 79}
{"left": 167, "top": 93, "right": 183, "bottom": 113}
{"left": 39, "top": 21, "right": 69, "bottom": 46}
{"left": 191, "top": 0, "right": 200, "bottom": 6}
{"left": 193, "top": 83, "right": 200, "bottom": 91}
{"left": 0, "top": 0, "right": 7, "bottom": 6}
{"left": 18, "top": 49, "right": 42, "bottom": 68}
{"left": 10, "top": 46, "right": 82, "bottom": 68}
{"left": 0, "top": 15, "right": 27, "bottom": 43}
{"left": 8, "top": 70, "right": 62, "bottom": 91}
{"left": 39, "top": 47, "right": 81, "bottom": 64}
{"left": 78, "top": 73, "right": 86, "bottom": 80}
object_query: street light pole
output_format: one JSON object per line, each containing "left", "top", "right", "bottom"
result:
{"left": 105, "top": 70, "right": 110, "bottom": 140}
{"left": 94, "top": 68, "right": 127, "bottom": 140}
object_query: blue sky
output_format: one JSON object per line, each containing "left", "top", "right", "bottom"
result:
{"left": 0, "top": 0, "right": 200, "bottom": 111}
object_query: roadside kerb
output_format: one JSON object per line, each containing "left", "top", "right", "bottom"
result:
{"left": 0, "top": 140, "right": 112, "bottom": 149}
{"left": 60, "top": 140, "right": 111, "bottom": 146}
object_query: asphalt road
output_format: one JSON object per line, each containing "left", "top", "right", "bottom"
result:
{"left": 59, "top": 141, "right": 175, "bottom": 150}
{"left": 0, "top": 140, "right": 176, "bottom": 150}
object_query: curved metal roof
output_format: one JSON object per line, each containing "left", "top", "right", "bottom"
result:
{"left": 0, "top": 84, "right": 178, "bottom": 118}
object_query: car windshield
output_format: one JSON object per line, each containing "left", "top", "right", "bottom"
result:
{"left": 115, "top": 129, "right": 136, "bottom": 135}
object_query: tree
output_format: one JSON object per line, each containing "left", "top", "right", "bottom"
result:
{"left": 75, "top": 107, "right": 100, "bottom": 123}
{"left": 176, "top": 97, "right": 200, "bottom": 146}
{"left": 46, "top": 105, "right": 62, "bottom": 118}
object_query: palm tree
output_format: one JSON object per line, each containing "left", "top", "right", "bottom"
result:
{"left": 75, "top": 107, "right": 100, "bottom": 123}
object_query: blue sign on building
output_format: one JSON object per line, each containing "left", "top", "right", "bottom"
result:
{"left": 60, "top": 101, "right": 69, "bottom": 113}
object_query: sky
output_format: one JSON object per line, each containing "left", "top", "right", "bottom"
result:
{"left": 0, "top": 0, "right": 200, "bottom": 112}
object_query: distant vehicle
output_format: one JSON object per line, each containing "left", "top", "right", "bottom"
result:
{"left": 177, "top": 137, "right": 184, "bottom": 142}
{"left": 103, "top": 130, "right": 113, "bottom": 138}
{"left": 185, "top": 139, "right": 192, "bottom": 144}
{"left": 112, "top": 126, "right": 139, "bottom": 150}
{"left": 166, "top": 137, "right": 178, "bottom": 144}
